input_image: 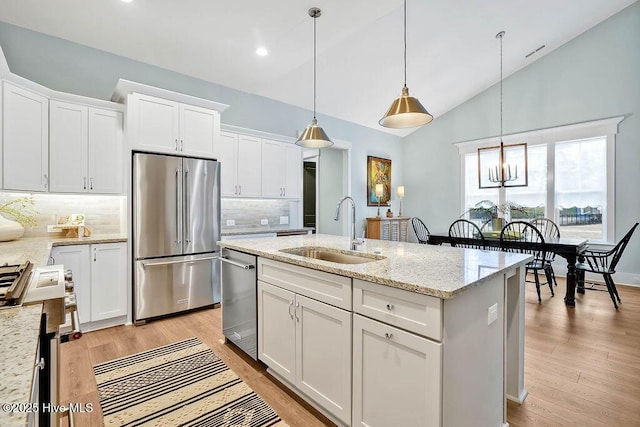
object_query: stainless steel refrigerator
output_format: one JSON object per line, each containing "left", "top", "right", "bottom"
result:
{"left": 133, "top": 152, "right": 221, "bottom": 323}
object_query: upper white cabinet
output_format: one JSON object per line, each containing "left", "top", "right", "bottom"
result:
{"left": 129, "top": 93, "right": 220, "bottom": 158}
{"left": 261, "top": 139, "right": 301, "bottom": 198}
{"left": 218, "top": 131, "right": 261, "bottom": 197}
{"left": 49, "top": 101, "right": 123, "bottom": 193}
{"left": 2, "top": 81, "right": 49, "bottom": 191}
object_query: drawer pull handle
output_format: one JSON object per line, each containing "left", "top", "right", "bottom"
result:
{"left": 384, "top": 333, "right": 393, "bottom": 339}
{"left": 295, "top": 302, "right": 300, "bottom": 322}
{"left": 386, "top": 304, "right": 394, "bottom": 310}
{"left": 288, "top": 300, "right": 294, "bottom": 319}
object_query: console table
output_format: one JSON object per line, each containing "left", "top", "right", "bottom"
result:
{"left": 366, "top": 217, "right": 410, "bottom": 242}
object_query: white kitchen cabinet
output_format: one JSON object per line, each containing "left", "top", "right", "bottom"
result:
{"left": 91, "top": 243, "right": 127, "bottom": 321}
{"left": 50, "top": 244, "right": 91, "bottom": 326}
{"left": 2, "top": 81, "right": 49, "bottom": 191}
{"left": 49, "top": 101, "right": 123, "bottom": 193}
{"left": 130, "top": 93, "right": 219, "bottom": 158}
{"left": 218, "top": 131, "right": 261, "bottom": 197}
{"left": 352, "top": 314, "right": 441, "bottom": 427}
{"left": 258, "top": 264, "right": 352, "bottom": 425}
{"left": 50, "top": 242, "right": 127, "bottom": 330}
{"left": 261, "top": 139, "right": 301, "bottom": 198}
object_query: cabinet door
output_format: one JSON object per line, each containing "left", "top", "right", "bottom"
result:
{"left": 352, "top": 314, "right": 442, "bottom": 427}
{"left": 2, "top": 81, "right": 49, "bottom": 191}
{"left": 258, "top": 280, "right": 296, "bottom": 384}
{"left": 283, "top": 143, "right": 301, "bottom": 198}
{"left": 49, "top": 101, "right": 88, "bottom": 193}
{"left": 261, "top": 139, "right": 283, "bottom": 197}
{"left": 88, "top": 108, "right": 123, "bottom": 194}
{"left": 131, "top": 93, "right": 179, "bottom": 153}
{"left": 179, "top": 103, "right": 218, "bottom": 158}
{"left": 236, "top": 135, "right": 261, "bottom": 197}
{"left": 218, "top": 131, "right": 238, "bottom": 197}
{"left": 296, "top": 294, "right": 352, "bottom": 425}
{"left": 51, "top": 245, "right": 91, "bottom": 326}
{"left": 91, "top": 243, "right": 127, "bottom": 321}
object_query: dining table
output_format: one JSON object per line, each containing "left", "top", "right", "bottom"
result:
{"left": 427, "top": 233, "right": 588, "bottom": 306}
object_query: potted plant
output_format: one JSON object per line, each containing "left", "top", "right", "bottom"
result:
{"left": 0, "top": 196, "right": 39, "bottom": 241}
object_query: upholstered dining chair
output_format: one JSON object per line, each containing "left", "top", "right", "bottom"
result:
{"left": 500, "top": 221, "right": 553, "bottom": 302}
{"left": 576, "top": 222, "right": 638, "bottom": 309}
{"left": 411, "top": 217, "right": 431, "bottom": 244}
{"left": 448, "top": 219, "right": 485, "bottom": 249}
{"left": 530, "top": 218, "right": 560, "bottom": 287}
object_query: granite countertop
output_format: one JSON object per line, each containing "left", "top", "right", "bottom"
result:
{"left": 218, "top": 234, "right": 531, "bottom": 299}
{"left": 0, "top": 233, "right": 127, "bottom": 426}
{"left": 221, "top": 226, "right": 314, "bottom": 236}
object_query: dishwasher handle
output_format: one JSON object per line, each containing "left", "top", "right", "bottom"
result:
{"left": 219, "top": 257, "right": 255, "bottom": 270}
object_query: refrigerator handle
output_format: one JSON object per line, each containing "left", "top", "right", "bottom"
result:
{"left": 184, "top": 168, "right": 190, "bottom": 244}
{"left": 175, "top": 168, "right": 181, "bottom": 245}
{"left": 142, "top": 256, "right": 219, "bottom": 268}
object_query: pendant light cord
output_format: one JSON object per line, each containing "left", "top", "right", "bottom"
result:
{"left": 499, "top": 32, "right": 503, "bottom": 142}
{"left": 403, "top": 0, "right": 407, "bottom": 88}
{"left": 313, "top": 13, "right": 317, "bottom": 119}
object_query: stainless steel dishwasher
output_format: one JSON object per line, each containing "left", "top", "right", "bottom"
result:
{"left": 220, "top": 249, "right": 258, "bottom": 360}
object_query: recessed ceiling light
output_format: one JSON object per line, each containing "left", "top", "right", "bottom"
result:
{"left": 256, "top": 47, "right": 268, "bottom": 57}
{"left": 121, "top": 0, "right": 133, "bottom": 3}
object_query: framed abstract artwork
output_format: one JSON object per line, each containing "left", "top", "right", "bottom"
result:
{"left": 367, "top": 156, "right": 391, "bottom": 206}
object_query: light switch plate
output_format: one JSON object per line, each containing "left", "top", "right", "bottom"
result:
{"left": 279, "top": 216, "right": 289, "bottom": 225}
{"left": 226, "top": 219, "right": 235, "bottom": 226}
{"left": 488, "top": 303, "right": 498, "bottom": 325}
{"left": 261, "top": 219, "right": 269, "bottom": 225}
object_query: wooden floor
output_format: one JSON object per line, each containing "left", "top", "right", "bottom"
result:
{"left": 59, "top": 278, "right": 640, "bottom": 427}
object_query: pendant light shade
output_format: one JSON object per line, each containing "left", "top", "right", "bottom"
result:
{"left": 296, "top": 7, "right": 333, "bottom": 148}
{"left": 379, "top": 0, "right": 433, "bottom": 129}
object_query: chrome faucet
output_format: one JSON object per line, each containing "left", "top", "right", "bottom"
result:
{"left": 334, "top": 196, "right": 364, "bottom": 250}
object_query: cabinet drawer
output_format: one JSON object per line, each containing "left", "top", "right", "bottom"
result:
{"left": 353, "top": 279, "right": 442, "bottom": 341}
{"left": 258, "top": 258, "right": 351, "bottom": 310}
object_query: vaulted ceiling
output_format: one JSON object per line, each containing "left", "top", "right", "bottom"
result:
{"left": 0, "top": 0, "right": 636, "bottom": 136}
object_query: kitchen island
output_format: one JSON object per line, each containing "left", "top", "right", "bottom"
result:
{"left": 218, "top": 234, "right": 531, "bottom": 427}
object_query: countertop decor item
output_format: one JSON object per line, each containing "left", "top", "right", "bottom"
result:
{"left": 0, "top": 196, "right": 38, "bottom": 242}
{"left": 478, "top": 31, "right": 528, "bottom": 189}
{"left": 386, "top": 208, "right": 393, "bottom": 218}
{"left": 379, "top": 0, "right": 433, "bottom": 128}
{"left": 296, "top": 7, "right": 333, "bottom": 148}
{"left": 367, "top": 156, "right": 391, "bottom": 207}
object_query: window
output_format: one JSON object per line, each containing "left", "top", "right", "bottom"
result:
{"left": 457, "top": 118, "right": 621, "bottom": 243}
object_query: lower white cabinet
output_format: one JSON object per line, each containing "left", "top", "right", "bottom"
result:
{"left": 51, "top": 242, "right": 127, "bottom": 330}
{"left": 352, "top": 314, "right": 442, "bottom": 427}
{"left": 258, "top": 280, "right": 352, "bottom": 425}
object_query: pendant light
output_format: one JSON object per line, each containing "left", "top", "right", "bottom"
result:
{"left": 296, "top": 7, "right": 333, "bottom": 148}
{"left": 379, "top": 0, "right": 433, "bottom": 128}
{"left": 477, "top": 31, "right": 528, "bottom": 188}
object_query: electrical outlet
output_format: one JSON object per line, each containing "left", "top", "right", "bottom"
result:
{"left": 226, "top": 219, "right": 235, "bottom": 226}
{"left": 279, "top": 216, "right": 289, "bottom": 225}
{"left": 261, "top": 219, "right": 269, "bottom": 225}
{"left": 487, "top": 303, "right": 498, "bottom": 325}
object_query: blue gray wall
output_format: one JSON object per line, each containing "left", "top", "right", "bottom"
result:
{"left": 403, "top": 2, "right": 640, "bottom": 279}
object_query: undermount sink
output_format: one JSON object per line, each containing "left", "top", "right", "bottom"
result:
{"left": 280, "top": 247, "right": 385, "bottom": 264}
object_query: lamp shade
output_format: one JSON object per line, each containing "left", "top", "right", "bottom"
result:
{"left": 379, "top": 86, "right": 433, "bottom": 128}
{"left": 296, "top": 118, "right": 333, "bottom": 148}
{"left": 397, "top": 186, "right": 405, "bottom": 198}
{"left": 375, "top": 183, "right": 384, "bottom": 198}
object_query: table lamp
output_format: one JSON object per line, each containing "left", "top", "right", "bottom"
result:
{"left": 397, "top": 186, "right": 405, "bottom": 217}
{"left": 375, "top": 184, "right": 384, "bottom": 217}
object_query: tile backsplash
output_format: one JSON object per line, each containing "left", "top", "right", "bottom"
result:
{"left": 0, "top": 192, "right": 125, "bottom": 237}
{"left": 221, "top": 199, "right": 298, "bottom": 229}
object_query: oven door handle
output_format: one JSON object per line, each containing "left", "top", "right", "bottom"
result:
{"left": 141, "top": 256, "right": 218, "bottom": 268}
{"left": 219, "top": 257, "right": 255, "bottom": 270}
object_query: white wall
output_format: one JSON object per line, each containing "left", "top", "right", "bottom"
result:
{"left": 403, "top": 2, "right": 640, "bottom": 281}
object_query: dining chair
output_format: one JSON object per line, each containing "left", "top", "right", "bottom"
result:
{"left": 411, "top": 217, "right": 431, "bottom": 244}
{"left": 500, "top": 221, "right": 553, "bottom": 302}
{"left": 530, "top": 218, "right": 560, "bottom": 287}
{"left": 448, "top": 219, "right": 485, "bottom": 249}
{"left": 576, "top": 222, "right": 638, "bottom": 309}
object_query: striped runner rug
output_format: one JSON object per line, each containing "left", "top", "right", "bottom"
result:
{"left": 94, "top": 337, "right": 285, "bottom": 427}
